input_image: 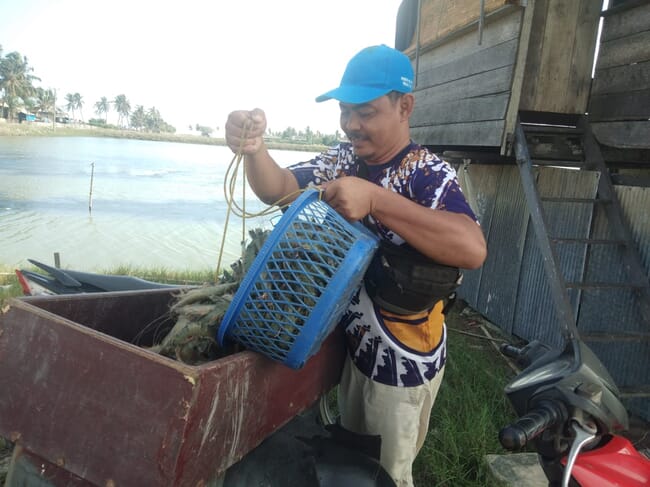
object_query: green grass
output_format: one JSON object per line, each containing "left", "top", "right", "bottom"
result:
{"left": 0, "top": 263, "right": 518, "bottom": 485}
{"left": 413, "top": 309, "right": 516, "bottom": 486}
{"left": 0, "top": 266, "right": 21, "bottom": 307}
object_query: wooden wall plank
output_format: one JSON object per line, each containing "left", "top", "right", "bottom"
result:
{"left": 601, "top": 1, "right": 650, "bottom": 42}
{"left": 405, "top": 0, "right": 514, "bottom": 53}
{"left": 412, "top": 8, "right": 522, "bottom": 71}
{"left": 417, "top": 38, "right": 518, "bottom": 89}
{"left": 411, "top": 93, "right": 509, "bottom": 126}
{"left": 411, "top": 119, "right": 505, "bottom": 147}
{"left": 589, "top": 89, "right": 650, "bottom": 121}
{"left": 592, "top": 121, "right": 650, "bottom": 149}
{"left": 596, "top": 30, "right": 650, "bottom": 69}
{"left": 592, "top": 60, "right": 650, "bottom": 95}
{"left": 415, "top": 65, "right": 513, "bottom": 104}
{"left": 520, "top": 0, "right": 602, "bottom": 114}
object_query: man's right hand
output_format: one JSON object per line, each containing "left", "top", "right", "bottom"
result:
{"left": 225, "top": 109, "right": 268, "bottom": 155}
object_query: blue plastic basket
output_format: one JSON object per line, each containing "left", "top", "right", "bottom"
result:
{"left": 218, "top": 189, "right": 379, "bottom": 369}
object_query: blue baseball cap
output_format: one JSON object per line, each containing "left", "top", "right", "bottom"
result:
{"left": 315, "top": 44, "right": 414, "bottom": 104}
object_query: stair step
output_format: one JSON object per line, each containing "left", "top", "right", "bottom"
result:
{"left": 522, "top": 124, "right": 583, "bottom": 135}
{"left": 565, "top": 281, "right": 648, "bottom": 290}
{"left": 583, "top": 332, "right": 650, "bottom": 342}
{"left": 531, "top": 159, "right": 584, "bottom": 167}
{"left": 540, "top": 196, "right": 611, "bottom": 204}
{"left": 618, "top": 386, "right": 650, "bottom": 399}
{"left": 549, "top": 238, "right": 626, "bottom": 245}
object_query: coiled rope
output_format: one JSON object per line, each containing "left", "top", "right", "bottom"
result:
{"left": 215, "top": 122, "right": 312, "bottom": 278}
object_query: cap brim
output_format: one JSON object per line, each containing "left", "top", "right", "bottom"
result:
{"left": 315, "top": 85, "right": 391, "bottom": 104}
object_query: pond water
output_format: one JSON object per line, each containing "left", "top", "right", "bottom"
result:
{"left": 0, "top": 136, "right": 319, "bottom": 272}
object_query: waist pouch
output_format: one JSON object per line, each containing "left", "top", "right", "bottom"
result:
{"left": 364, "top": 240, "right": 463, "bottom": 315}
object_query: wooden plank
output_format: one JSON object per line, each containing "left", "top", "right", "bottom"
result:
{"left": 0, "top": 291, "right": 345, "bottom": 486}
{"left": 592, "top": 60, "right": 650, "bottom": 95}
{"left": 520, "top": 0, "right": 602, "bottom": 114}
{"left": 411, "top": 92, "right": 509, "bottom": 126}
{"left": 414, "top": 64, "right": 513, "bottom": 105}
{"left": 412, "top": 8, "right": 522, "bottom": 71}
{"left": 601, "top": 1, "right": 650, "bottom": 42}
{"left": 591, "top": 121, "right": 650, "bottom": 149}
{"left": 502, "top": 1, "right": 535, "bottom": 154}
{"left": 416, "top": 38, "right": 518, "bottom": 90}
{"left": 597, "top": 30, "right": 650, "bottom": 70}
{"left": 411, "top": 119, "right": 505, "bottom": 147}
{"left": 588, "top": 88, "right": 650, "bottom": 121}
{"left": 405, "top": 0, "right": 514, "bottom": 53}
{"left": 601, "top": 147, "right": 650, "bottom": 167}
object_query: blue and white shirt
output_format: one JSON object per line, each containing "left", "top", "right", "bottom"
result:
{"left": 288, "top": 142, "right": 478, "bottom": 387}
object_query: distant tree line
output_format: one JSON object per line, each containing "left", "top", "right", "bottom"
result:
{"left": 0, "top": 45, "right": 175, "bottom": 133}
{"left": 1, "top": 45, "right": 342, "bottom": 144}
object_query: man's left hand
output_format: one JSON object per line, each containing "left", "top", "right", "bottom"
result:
{"left": 321, "top": 177, "right": 379, "bottom": 222}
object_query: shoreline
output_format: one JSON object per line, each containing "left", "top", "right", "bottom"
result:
{"left": 0, "top": 121, "right": 328, "bottom": 152}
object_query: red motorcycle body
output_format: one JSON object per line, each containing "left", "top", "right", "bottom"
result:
{"left": 566, "top": 435, "right": 650, "bottom": 486}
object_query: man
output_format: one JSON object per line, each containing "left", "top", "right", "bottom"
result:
{"left": 225, "top": 44, "right": 487, "bottom": 487}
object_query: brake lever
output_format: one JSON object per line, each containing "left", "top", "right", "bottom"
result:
{"left": 562, "top": 419, "right": 597, "bottom": 487}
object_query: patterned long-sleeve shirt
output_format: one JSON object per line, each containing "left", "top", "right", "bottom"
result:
{"left": 288, "top": 141, "right": 478, "bottom": 386}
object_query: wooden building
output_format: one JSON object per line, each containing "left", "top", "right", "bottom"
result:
{"left": 396, "top": 0, "right": 650, "bottom": 420}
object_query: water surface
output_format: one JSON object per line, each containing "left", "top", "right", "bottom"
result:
{"left": 0, "top": 136, "right": 318, "bottom": 271}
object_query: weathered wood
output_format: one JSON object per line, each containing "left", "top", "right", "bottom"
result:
{"left": 588, "top": 89, "right": 650, "bottom": 121}
{"left": 592, "top": 60, "right": 650, "bottom": 95}
{"left": 601, "top": 147, "right": 650, "bottom": 167}
{"left": 416, "top": 38, "right": 518, "bottom": 90}
{"left": 502, "top": 1, "right": 535, "bottom": 154}
{"left": 0, "top": 290, "right": 345, "bottom": 487}
{"left": 411, "top": 93, "right": 509, "bottom": 127}
{"left": 411, "top": 119, "right": 505, "bottom": 147}
{"left": 404, "top": 0, "right": 515, "bottom": 53}
{"left": 519, "top": 0, "right": 602, "bottom": 114}
{"left": 596, "top": 30, "right": 650, "bottom": 70}
{"left": 592, "top": 121, "right": 650, "bottom": 149}
{"left": 601, "top": 1, "right": 650, "bottom": 42}
{"left": 415, "top": 64, "right": 513, "bottom": 105}
{"left": 412, "top": 8, "right": 522, "bottom": 71}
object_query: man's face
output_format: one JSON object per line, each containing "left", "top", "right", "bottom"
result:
{"left": 339, "top": 94, "right": 404, "bottom": 163}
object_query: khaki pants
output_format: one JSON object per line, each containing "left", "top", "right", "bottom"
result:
{"left": 338, "top": 355, "right": 445, "bottom": 487}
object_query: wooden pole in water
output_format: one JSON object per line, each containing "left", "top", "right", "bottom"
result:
{"left": 88, "top": 162, "right": 95, "bottom": 214}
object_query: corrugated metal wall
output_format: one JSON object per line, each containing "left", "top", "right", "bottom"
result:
{"left": 457, "top": 164, "right": 650, "bottom": 419}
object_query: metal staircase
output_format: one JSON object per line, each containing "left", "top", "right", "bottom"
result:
{"left": 513, "top": 113, "right": 650, "bottom": 398}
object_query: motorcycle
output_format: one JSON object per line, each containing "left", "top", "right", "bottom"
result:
{"left": 498, "top": 337, "right": 650, "bottom": 486}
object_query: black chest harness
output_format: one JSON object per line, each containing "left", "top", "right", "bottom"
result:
{"left": 356, "top": 158, "right": 462, "bottom": 315}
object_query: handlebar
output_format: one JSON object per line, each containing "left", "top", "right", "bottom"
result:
{"left": 499, "top": 400, "right": 567, "bottom": 451}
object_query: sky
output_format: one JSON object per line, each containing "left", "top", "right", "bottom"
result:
{"left": 0, "top": 0, "right": 403, "bottom": 135}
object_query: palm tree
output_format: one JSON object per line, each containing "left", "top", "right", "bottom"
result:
{"left": 94, "top": 97, "right": 110, "bottom": 123}
{"left": 0, "top": 51, "right": 41, "bottom": 121}
{"left": 65, "top": 93, "right": 76, "bottom": 121}
{"left": 34, "top": 87, "right": 56, "bottom": 121}
{"left": 145, "top": 106, "right": 162, "bottom": 132}
{"left": 113, "top": 94, "right": 131, "bottom": 128}
{"left": 73, "top": 93, "right": 84, "bottom": 122}
{"left": 130, "top": 105, "right": 146, "bottom": 130}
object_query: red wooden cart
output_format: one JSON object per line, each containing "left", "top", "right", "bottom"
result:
{"left": 0, "top": 288, "right": 345, "bottom": 486}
